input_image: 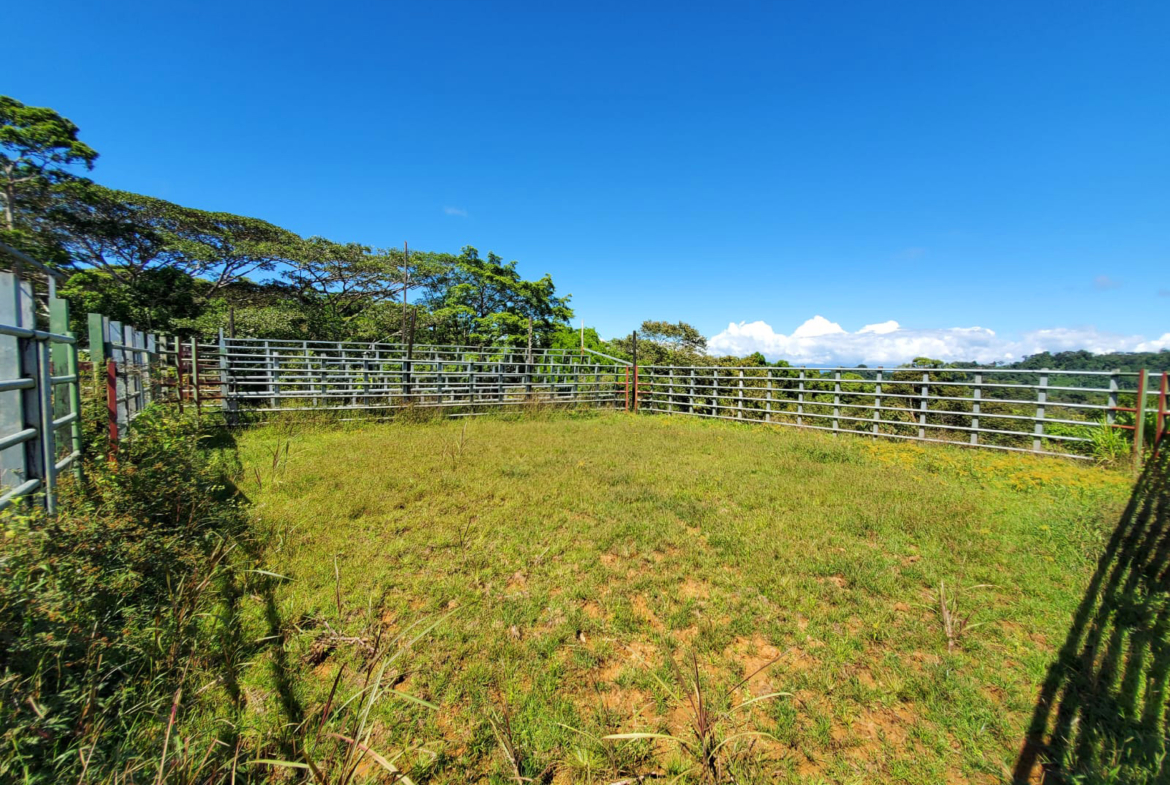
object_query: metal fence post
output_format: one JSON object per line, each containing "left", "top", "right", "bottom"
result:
{"left": 1034, "top": 370, "right": 1048, "bottom": 453}
{"left": 971, "top": 372, "right": 981, "bottom": 445}
{"left": 1158, "top": 372, "right": 1168, "bottom": 448}
{"left": 0, "top": 274, "right": 35, "bottom": 507}
{"left": 50, "top": 294, "right": 83, "bottom": 483}
{"left": 918, "top": 372, "right": 929, "bottom": 440}
{"left": 737, "top": 370, "right": 744, "bottom": 419}
{"left": 36, "top": 340, "right": 56, "bottom": 514}
{"left": 1134, "top": 369, "right": 1148, "bottom": 471}
{"left": 631, "top": 331, "right": 638, "bottom": 413}
{"left": 191, "top": 337, "right": 201, "bottom": 414}
{"left": 106, "top": 358, "right": 118, "bottom": 454}
{"left": 265, "top": 340, "right": 277, "bottom": 409}
{"left": 1107, "top": 369, "right": 1120, "bottom": 427}
{"left": 109, "top": 321, "right": 128, "bottom": 432}
{"left": 219, "top": 329, "right": 236, "bottom": 425}
{"left": 797, "top": 368, "right": 805, "bottom": 426}
{"left": 302, "top": 341, "right": 315, "bottom": 407}
{"left": 832, "top": 370, "right": 841, "bottom": 435}
{"left": 765, "top": 369, "right": 773, "bottom": 423}
{"left": 173, "top": 336, "right": 185, "bottom": 411}
{"left": 146, "top": 331, "right": 158, "bottom": 406}
{"left": 873, "top": 369, "right": 883, "bottom": 435}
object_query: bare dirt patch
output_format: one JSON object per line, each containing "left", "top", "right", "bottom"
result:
{"left": 631, "top": 595, "right": 666, "bottom": 631}
{"left": 680, "top": 577, "right": 710, "bottom": 600}
{"left": 727, "top": 634, "right": 785, "bottom": 696}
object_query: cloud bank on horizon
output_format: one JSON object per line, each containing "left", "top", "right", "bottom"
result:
{"left": 707, "top": 316, "right": 1170, "bottom": 365}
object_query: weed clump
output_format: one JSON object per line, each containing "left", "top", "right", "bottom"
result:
{"left": 0, "top": 406, "right": 245, "bottom": 783}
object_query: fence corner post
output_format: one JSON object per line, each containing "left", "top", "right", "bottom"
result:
{"left": 1134, "top": 369, "right": 1148, "bottom": 472}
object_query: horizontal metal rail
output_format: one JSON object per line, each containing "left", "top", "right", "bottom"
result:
{"left": 635, "top": 365, "right": 1165, "bottom": 460}
{"left": 192, "top": 337, "right": 632, "bottom": 421}
{"left": 1, "top": 265, "right": 85, "bottom": 514}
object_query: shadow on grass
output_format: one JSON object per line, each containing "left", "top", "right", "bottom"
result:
{"left": 1013, "top": 447, "right": 1170, "bottom": 784}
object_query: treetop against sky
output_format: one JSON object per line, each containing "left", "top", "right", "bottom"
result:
{"left": 6, "top": 1, "right": 1169, "bottom": 363}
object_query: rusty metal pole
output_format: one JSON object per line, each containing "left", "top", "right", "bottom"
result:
{"left": 1157, "top": 371, "right": 1168, "bottom": 449}
{"left": 106, "top": 358, "right": 118, "bottom": 461}
{"left": 401, "top": 241, "right": 410, "bottom": 343}
{"left": 631, "top": 331, "right": 638, "bottom": 413}
{"left": 1134, "top": 369, "right": 1148, "bottom": 472}
{"left": 404, "top": 308, "right": 416, "bottom": 405}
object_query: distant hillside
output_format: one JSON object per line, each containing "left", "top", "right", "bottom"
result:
{"left": 1003, "top": 349, "right": 1170, "bottom": 374}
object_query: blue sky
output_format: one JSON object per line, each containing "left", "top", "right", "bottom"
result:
{"left": 10, "top": 1, "right": 1170, "bottom": 362}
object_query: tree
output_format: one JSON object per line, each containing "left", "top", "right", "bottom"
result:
{"left": 50, "top": 183, "right": 301, "bottom": 293}
{"left": 610, "top": 319, "right": 708, "bottom": 365}
{"left": 282, "top": 238, "right": 407, "bottom": 336}
{"left": 639, "top": 320, "right": 707, "bottom": 354}
{"left": 59, "top": 266, "right": 202, "bottom": 334}
{"left": 421, "top": 247, "right": 572, "bottom": 347}
{"left": 48, "top": 182, "right": 170, "bottom": 283}
{"left": 0, "top": 96, "right": 97, "bottom": 234}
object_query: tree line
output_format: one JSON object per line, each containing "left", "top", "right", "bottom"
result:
{"left": 1, "top": 95, "right": 573, "bottom": 348}
{"left": 4, "top": 94, "right": 1166, "bottom": 374}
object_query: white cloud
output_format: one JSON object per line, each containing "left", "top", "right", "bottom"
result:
{"left": 443, "top": 206, "right": 468, "bottom": 217}
{"left": 1136, "top": 333, "right": 1170, "bottom": 352}
{"left": 706, "top": 316, "right": 1163, "bottom": 365}
{"left": 791, "top": 315, "right": 844, "bottom": 338}
{"left": 859, "top": 320, "right": 899, "bottom": 335}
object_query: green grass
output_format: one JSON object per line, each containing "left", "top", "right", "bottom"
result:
{"left": 215, "top": 410, "right": 1133, "bottom": 783}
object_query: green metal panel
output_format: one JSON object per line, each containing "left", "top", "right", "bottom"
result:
{"left": 87, "top": 313, "right": 107, "bottom": 365}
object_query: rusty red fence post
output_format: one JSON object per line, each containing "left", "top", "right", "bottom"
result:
{"left": 106, "top": 358, "right": 119, "bottom": 459}
{"left": 1133, "top": 369, "right": 1148, "bottom": 472}
{"left": 1157, "top": 371, "right": 1168, "bottom": 448}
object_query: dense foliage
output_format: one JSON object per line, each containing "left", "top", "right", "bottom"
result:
{"left": 1, "top": 96, "right": 576, "bottom": 349}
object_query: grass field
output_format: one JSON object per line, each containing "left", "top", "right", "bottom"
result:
{"left": 217, "top": 410, "right": 1137, "bottom": 783}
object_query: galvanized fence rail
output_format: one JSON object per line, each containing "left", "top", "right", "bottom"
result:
{"left": 636, "top": 364, "right": 1168, "bottom": 463}
{"left": 0, "top": 263, "right": 83, "bottom": 514}
{"left": 198, "top": 336, "right": 630, "bottom": 418}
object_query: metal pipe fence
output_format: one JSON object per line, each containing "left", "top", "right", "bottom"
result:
{"left": 0, "top": 268, "right": 83, "bottom": 514}
{"left": 88, "top": 314, "right": 159, "bottom": 441}
{"left": 636, "top": 364, "right": 1168, "bottom": 462}
{"left": 193, "top": 336, "right": 630, "bottom": 418}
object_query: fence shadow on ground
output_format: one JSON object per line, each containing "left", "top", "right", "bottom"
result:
{"left": 1013, "top": 447, "right": 1170, "bottom": 783}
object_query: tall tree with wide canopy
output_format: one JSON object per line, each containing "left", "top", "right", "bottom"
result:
{"left": 51, "top": 183, "right": 301, "bottom": 291}
{"left": 0, "top": 96, "right": 99, "bottom": 262}
{"left": 422, "top": 247, "right": 573, "bottom": 347}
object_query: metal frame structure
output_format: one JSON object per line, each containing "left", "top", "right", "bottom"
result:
{"left": 197, "top": 337, "right": 629, "bottom": 417}
{"left": 88, "top": 314, "right": 159, "bottom": 443}
{"left": 637, "top": 364, "right": 1167, "bottom": 462}
{"left": 0, "top": 262, "right": 83, "bottom": 514}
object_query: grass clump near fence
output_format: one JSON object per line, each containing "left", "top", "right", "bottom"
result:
{"left": 226, "top": 412, "right": 1140, "bottom": 783}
